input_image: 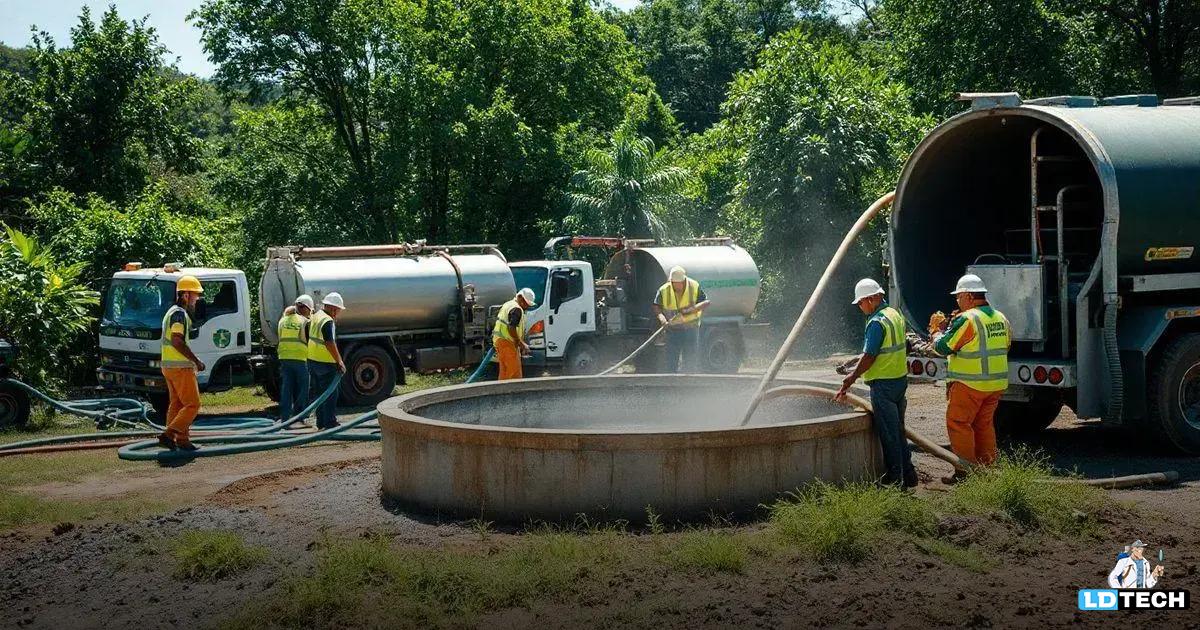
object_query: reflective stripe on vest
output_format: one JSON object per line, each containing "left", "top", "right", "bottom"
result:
{"left": 160, "top": 305, "right": 194, "bottom": 368}
{"left": 307, "top": 310, "right": 336, "bottom": 363}
{"left": 492, "top": 299, "right": 527, "bottom": 343}
{"left": 658, "top": 279, "right": 702, "bottom": 325}
{"left": 863, "top": 306, "right": 908, "bottom": 382}
{"left": 277, "top": 312, "right": 308, "bottom": 362}
{"left": 946, "top": 307, "right": 1010, "bottom": 392}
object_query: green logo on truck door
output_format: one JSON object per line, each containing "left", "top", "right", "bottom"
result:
{"left": 212, "top": 329, "right": 231, "bottom": 348}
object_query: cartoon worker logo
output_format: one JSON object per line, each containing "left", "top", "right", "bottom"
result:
{"left": 1107, "top": 540, "right": 1165, "bottom": 589}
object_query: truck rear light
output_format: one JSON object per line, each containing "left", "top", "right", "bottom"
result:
{"left": 924, "top": 361, "right": 938, "bottom": 377}
{"left": 527, "top": 320, "right": 545, "bottom": 336}
{"left": 1033, "top": 366, "right": 1048, "bottom": 383}
{"left": 1018, "top": 365, "right": 1031, "bottom": 382}
{"left": 1048, "top": 367, "right": 1064, "bottom": 385}
{"left": 910, "top": 360, "right": 924, "bottom": 375}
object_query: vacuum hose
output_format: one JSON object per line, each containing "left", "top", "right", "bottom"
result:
{"left": 737, "top": 191, "right": 896, "bottom": 426}
{"left": 1102, "top": 302, "right": 1123, "bottom": 423}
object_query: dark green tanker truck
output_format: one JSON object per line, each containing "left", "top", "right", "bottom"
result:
{"left": 890, "top": 92, "right": 1200, "bottom": 453}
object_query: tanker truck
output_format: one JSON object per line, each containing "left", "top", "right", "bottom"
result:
{"left": 96, "top": 237, "right": 762, "bottom": 409}
{"left": 889, "top": 92, "right": 1200, "bottom": 453}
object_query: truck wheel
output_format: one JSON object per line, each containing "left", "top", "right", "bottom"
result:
{"left": 341, "top": 344, "right": 397, "bottom": 407}
{"left": 0, "top": 380, "right": 31, "bottom": 429}
{"left": 994, "top": 390, "right": 1063, "bottom": 437}
{"left": 565, "top": 339, "right": 602, "bottom": 375}
{"left": 1146, "top": 333, "right": 1200, "bottom": 454}
{"left": 700, "top": 329, "right": 743, "bottom": 374}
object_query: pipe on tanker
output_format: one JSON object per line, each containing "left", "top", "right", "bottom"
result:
{"left": 434, "top": 250, "right": 468, "bottom": 366}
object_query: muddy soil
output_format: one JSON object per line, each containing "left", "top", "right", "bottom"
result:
{"left": 2, "top": 377, "right": 1199, "bottom": 629}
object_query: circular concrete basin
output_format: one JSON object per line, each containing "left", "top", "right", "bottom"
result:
{"left": 378, "top": 374, "right": 881, "bottom": 522}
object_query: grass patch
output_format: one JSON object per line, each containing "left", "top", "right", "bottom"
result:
{"left": 669, "top": 530, "right": 747, "bottom": 574}
{"left": 394, "top": 370, "right": 469, "bottom": 396}
{"left": 0, "top": 490, "right": 166, "bottom": 531}
{"left": 226, "top": 531, "right": 624, "bottom": 629}
{"left": 200, "top": 387, "right": 271, "bottom": 410}
{"left": 768, "top": 481, "right": 935, "bottom": 563}
{"left": 913, "top": 537, "right": 996, "bottom": 573}
{"left": 948, "top": 450, "right": 1108, "bottom": 535}
{"left": 0, "top": 450, "right": 134, "bottom": 487}
{"left": 172, "top": 530, "right": 268, "bottom": 581}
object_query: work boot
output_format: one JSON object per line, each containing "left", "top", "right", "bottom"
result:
{"left": 940, "top": 470, "right": 968, "bottom": 485}
{"left": 156, "top": 433, "right": 177, "bottom": 451}
{"left": 175, "top": 440, "right": 199, "bottom": 452}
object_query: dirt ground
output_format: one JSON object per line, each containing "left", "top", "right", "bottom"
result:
{"left": 2, "top": 369, "right": 1199, "bottom": 629}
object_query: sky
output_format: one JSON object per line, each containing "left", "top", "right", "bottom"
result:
{"left": 0, "top": 0, "right": 645, "bottom": 78}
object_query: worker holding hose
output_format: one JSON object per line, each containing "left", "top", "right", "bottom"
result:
{"left": 277, "top": 294, "right": 314, "bottom": 424}
{"left": 835, "top": 279, "right": 917, "bottom": 488}
{"left": 932, "top": 274, "right": 1011, "bottom": 481}
{"left": 492, "top": 288, "right": 535, "bottom": 380}
{"left": 652, "top": 266, "right": 710, "bottom": 373}
{"left": 157, "top": 275, "right": 206, "bottom": 451}
{"left": 308, "top": 293, "right": 347, "bottom": 429}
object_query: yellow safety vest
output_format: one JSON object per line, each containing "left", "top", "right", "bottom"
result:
{"left": 657, "top": 279, "right": 702, "bottom": 326}
{"left": 863, "top": 306, "right": 908, "bottom": 382}
{"left": 160, "top": 305, "right": 194, "bottom": 369}
{"left": 946, "top": 307, "right": 1010, "bottom": 392}
{"left": 492, "top": 299, "right": 527, "bottom": 343}
{"left": 307, "top": 310, "right": 336, "bottom": 364}
{"left": 277, "top": 312, "right": 308, "bottom": 362}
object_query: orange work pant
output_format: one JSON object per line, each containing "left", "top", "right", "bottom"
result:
{"left": 946, "top": 381, "right": 1000, "bottom": 465}
{"left": 494, "top": 338, "right": 523, "bottom": 380}
{"left": 162, "top": 367, "right": 201, "bottom": 441}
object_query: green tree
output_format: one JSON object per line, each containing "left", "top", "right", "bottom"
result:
{"left": 719, "top": 30, "right": 929, "bottom": 347}
{"left": 1066, "top": 0, "right": 1200, "bottom": 97}
{"left": 0, "top": 226, "right": 98, "bottom": 391}
{"left": 566, "top": 128, "right": 693, "bottom": 239}
{"left": 0, "top": 7, "right": 205, "bottom": 209}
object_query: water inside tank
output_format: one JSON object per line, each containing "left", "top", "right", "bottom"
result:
{"left": 408, "top": 383, "right": 852, "bottom": 431}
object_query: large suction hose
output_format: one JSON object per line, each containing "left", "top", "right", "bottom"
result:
{"left": 737, "top": 191, "right": 896, "bottom": 426}
{"left": 1102, "top": 302, "right": 1123, "bottom": 423}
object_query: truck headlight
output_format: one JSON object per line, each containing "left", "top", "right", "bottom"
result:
{"left": 148, "top": 359, "right": 160, "bottom": 368}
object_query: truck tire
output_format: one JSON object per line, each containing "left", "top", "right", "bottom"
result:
{"left": 564, "top": 338, "right": 602, "bottom": 375}
{"left": 1146, "top": 333, "right": 1200, "bottom": 454}
{"left": 994, "top": 390, "right": 1063, "bottom": 437}
{"left": 700, "top": 328, "right": 743, "bottom": 374}
{"left": 0, "top": 380, "right": 31, "bottom": 429}
{"left": 341, "top": 344, "right": 397, "bottom": 407}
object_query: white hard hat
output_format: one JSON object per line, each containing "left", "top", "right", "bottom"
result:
{"left": 517, "top": 287, "right": 536, "bottom": 305}
{"left": 669, "top": 266, "right": 687, "bottom": 282}
{"left": 294, "top": 294, "right": 315, "bottom": 310}
{"left": 852, "top": 278, "right": 885, "bottom": 304}
{"left": 951, "top": 274, "right": 988, "bottom": 295}
{"left": 322, "top": 292, "right": 346, "bottom": 310}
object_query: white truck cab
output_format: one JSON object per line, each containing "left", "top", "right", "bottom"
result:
{"left": 509, "top": 260, "right": 597, "bottom": 365}
{"left": 97, "top": 264, "right": 253, "bottom": 396}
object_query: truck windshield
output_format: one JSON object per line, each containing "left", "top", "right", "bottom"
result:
{"left": 510, "top": 267, "right": 547, "bottom": 307}
{"left": 103, "top": 279, "right": 176, "bottom": 328}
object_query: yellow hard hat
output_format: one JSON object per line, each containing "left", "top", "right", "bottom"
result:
{"left": 176, "top": 275, "right": 204, "bottom": 294}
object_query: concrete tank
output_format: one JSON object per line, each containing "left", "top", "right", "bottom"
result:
{"left": 259, "top": 247, "right": 515, "bottom": 344}
{"left": 604, "top": 244, "right": 760, "bottom": 323}
{"left": 378, "top": 375, "right": 881, "bottom": 522}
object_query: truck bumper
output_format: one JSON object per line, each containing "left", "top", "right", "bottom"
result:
{"left": 96, "top": 367, "right": 167, "bottom": 394}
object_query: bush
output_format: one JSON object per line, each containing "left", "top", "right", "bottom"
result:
{"left": 670, "top": 530, "right": 747, "bottom": 574}
{"left": 768, "top": 481, "right": 935, "bottom": 563}
{"left": 948, "top": 449, "right": 1108, "bottom": 535}
{"left": 0, "top": 226, "right": 98, "bottom": 391}
{"left": 172, "top": 530, "right": 267, "bottom": 581}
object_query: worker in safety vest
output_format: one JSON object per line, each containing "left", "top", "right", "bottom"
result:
{"left": 492, "top": 288, "right": 534, "bottom": 380}
{"left": 652, "top": 266, "right": 710, "bottom": 373}
{"left": 157, "top": 275, "right": 206, "bottom": 451}
{"left": 932, "top": 274, "right": 1011, "bottom": 480}
{"left": 308, "top": 292, "right": 347, "bottom": 430}
{"left": 277, "top": 294, "right": 314, "bottom": 424}
{"left": 835, "top": 279, "right": 917, "bottom": 488}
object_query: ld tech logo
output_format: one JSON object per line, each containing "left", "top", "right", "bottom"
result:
{"left": 1078, "top": 589, "right": 1189, "bottom": 611}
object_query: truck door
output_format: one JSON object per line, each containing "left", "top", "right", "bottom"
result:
{"left": 544, "top": 265, "right": 595, "bottom": 358}
{"left": 192, "top": 278, "right": 251, "bottom": 387}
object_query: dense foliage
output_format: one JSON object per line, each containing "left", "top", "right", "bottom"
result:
{"left": 1, "top": 0, "right": 1197, "bottom": 385}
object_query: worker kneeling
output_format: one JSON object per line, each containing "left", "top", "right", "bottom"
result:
{"left": 492, "top": 288, "right": 534, "bottom": 380}
{"left": 652, "top": 266, "right": 710, "bottom": 373}
{"left": 933, "top": 274, "right": 1011, "bottom": 481}
{"left": 157, "top": 275, "right": 206, "bottom": 451}
{"left": 835, "top": 279, "right": 917, "bottom": 488}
